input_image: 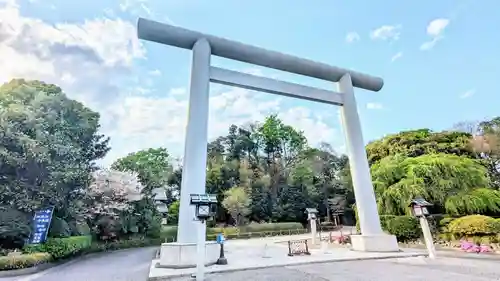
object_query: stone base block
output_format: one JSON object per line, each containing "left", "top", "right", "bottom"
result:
{"left": 350, "top": 234, "right": 400, "bottom": 252}
{"left": 157, "top": 241, "right": 219, "bottom": 269}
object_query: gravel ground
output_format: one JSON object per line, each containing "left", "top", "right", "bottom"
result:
{"left": 173, "top": 256, "right": 500, "bottom": 281}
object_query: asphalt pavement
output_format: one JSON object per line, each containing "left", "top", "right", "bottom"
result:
{"left": 1, "top": 247, "right": 157, "bottom": 281}
{"left": 2, "top": 247, "right": 500, "bottom": 281}
{"left": 174, "top": 256, "right": 500, "bottom": 281}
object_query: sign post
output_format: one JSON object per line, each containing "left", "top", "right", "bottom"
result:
{"left": 28, "top": 207, "right": 54, "bottom": 244}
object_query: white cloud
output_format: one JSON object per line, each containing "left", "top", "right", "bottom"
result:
{"left": 0, "top": 0, "right": 143, "bottom": 157}
{"left": 345, "top": 32, "right": 360, "bottom": 43}
{"left": 0, "top": 0, "right": 144, "bottom": 119}
{"left": 390, "top": 52, "right": 403, "bottom": 62}
{"left": 460, "top": 89, "right": 475, "bottom": 99}
{"left": 169, "top": 87, "right": 186, "bottom": 96}
{"left": 426, "top": 18, "right": 449, "bottom": 37}
{"left": 370, "top": 25, "right": 402, "bottom": 41}
{"left": 119, "top": 0, "right": 175, "bottom": 24}
{"left": 420, "top": 18, "right": 449, "bottom": 51}
{"left": 0, "top": 0, "right": 341, "bottom": 166}
{"left": 107, "top": 87, "right": 338, "bottom": 164}
{"left": 366, "top": 102, "right": 383, "bottom": 110}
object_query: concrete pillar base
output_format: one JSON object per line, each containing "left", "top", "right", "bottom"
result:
{"left": 157, "top": 241, "right": 219, "bottom": 269}
{"left": 350, "top": 234, "right": 400, "bottom": 252}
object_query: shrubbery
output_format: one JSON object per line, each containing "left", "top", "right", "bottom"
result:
{"left": 161, "top": 222, "right": 305, "bottom": 241}
{"left": 0, "top": 253, "right": 52, "bottom": 271}
{"left": 355, "top": 211, "right": 422, "bottom": 242}
{"left": 447, "top": 215, "right": 500, "bottom": 237}
{"left": 0, "top": 207, "right": 31, "bottom": 250}
{"left": 23, "top": 236, "right": 92, "bottom": 260}
{"left": 87, "top": 237, "right": 163, "bottom": 252}
{"left": 240, "top": 222, "right": 303, "bottom": 233}
{"left": 385, "top": 216, "right": 421, "bottom": 242}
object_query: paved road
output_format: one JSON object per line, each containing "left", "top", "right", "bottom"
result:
{"left": 174, "top": 256, "right": 500, "bottom": 281}
{"left": 3, "top": 247, "right": 500, "bottom": 281}
{"left": 1, "top": 247, "right": 157, "bottom": 281}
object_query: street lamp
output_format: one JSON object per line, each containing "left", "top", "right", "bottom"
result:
{"left": 408, "top": 197, "right": 436, "bottom": 259}
{"left": 190, "top": 194, "right": 218, "bottom": 281}
{"left": 305, "top": 208, "right": 319, "bottom": 245}
{"left": 409, "top": 198, "right": 431, "bottom": 218}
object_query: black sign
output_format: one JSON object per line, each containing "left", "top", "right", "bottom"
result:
{"left": 28, "top": 207, "right": 54, "bottom": 244}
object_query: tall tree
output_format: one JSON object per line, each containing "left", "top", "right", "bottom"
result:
{"left": 371, "top": 153, "right": 498, "bottom": 216}
{"left": 454, "top": 118, "right": 500, "bottom": 188}
{"left": 111, "top": 147, "right": 173, "bottom": 195}
{"left": 0, "top": 79, "right": 109, "bottom": 223}
{"left": 365, "top": 128, "right": 474, "bottom": 165}
{"left": 222, "top": 187, "right": 252, "bottom": 226}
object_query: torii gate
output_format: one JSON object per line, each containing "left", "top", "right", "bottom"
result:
{"left": 137, "top": 18, "right": 399, "bottom": 254}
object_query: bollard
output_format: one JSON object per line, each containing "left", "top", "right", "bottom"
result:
{"left": 216, "top": 233, "right": 228, "bottom": 265}
{"left": 216, "top": 243, "right": 228, "bottom": 265}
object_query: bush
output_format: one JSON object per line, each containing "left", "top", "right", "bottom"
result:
{"left": 354, "top": 212, "right": 396, "bottom": 234}
{"left": 240, "top": 222, "right": 303, "bottom": 233}
{"left": 74, "top": 222, "right": 91, "bottom": 236}
{"left": 0, "top": 207, "right": 31, "bottom": 250}
{"left": 206, "top": 228, "right": 308, "bottom": 241}
{"left": 48, "top": 217, "right": 71, "bottom": 238}
{"left": 207, "top": 227, "right": 239, "bottom": 237}
{"left": 161, "top": 222, "right": 304, "bottom": 242}
{"left": 167, "top": 201, "right": 179, "bottom": 225}
{"left": 384, "top": 216, "right": 421, "bottom": 242}
{"left": 160, "top": 226, "right": 178, "bottom": 241}
{"left": 23, "top": 236, "right": 92, "bottom": 260}
{"left": 87, "top": 237, "right": 163, "bottom": 253}
{"left": 380, "top": 215, "right": 397, "bottom": 230}
{"left": 438, "top": 217, "right": 454, "bottom": 232}
{"left": 0, "top": 253, "right": 52, "bottom": 271}
{"left": 448, "top": 215, "right": 499, "bottom": 237}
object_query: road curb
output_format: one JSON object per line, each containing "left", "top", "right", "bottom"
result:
{"left": 148, "top": 252, "right": 428, "bottom": 280}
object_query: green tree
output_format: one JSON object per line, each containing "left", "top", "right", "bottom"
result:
{"left": 371, "top": 153, "right": 498, "bottom": 216}
{"left": 365, "top": 129, "right": 474, "bottom": 165}
{"left": 111, "top": 148, "right": 173, "bottom": 194}
{"left": 222, "top": 187, "right": 252, "bottom": 226}
{"left": 0, "top": 79, "right": 109, "bottom": 228}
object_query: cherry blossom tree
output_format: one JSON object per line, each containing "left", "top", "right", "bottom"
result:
{"left": 84, "top": 169, "right": 144, "bottom": 240}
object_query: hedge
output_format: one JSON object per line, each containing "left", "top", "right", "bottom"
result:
{"left": 447, "top": 215, "right": 500, "bottom": 237}
{"left": 1, "top": 236, "right": 163, "bottom": 271}
{"left": 162, "top": 222, "right": 305, "bottom": 241}
{"left": 0, "top": 253, "right": 51, "bottom": 271}
{"left": 87, "top": 237, "right": 163, "bottom": 252}
{"left": 385, "top": 216, "right": 421, "bottom": 242}
{"left": 23, "top": 236, "right": 92, "bottom": 260}
{"left": 354, "top": 210, "right": 422, "bottom": 242}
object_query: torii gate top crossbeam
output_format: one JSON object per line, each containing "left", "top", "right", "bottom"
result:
{"left": 137, "top": 18, "right": 384, "bottom": 92}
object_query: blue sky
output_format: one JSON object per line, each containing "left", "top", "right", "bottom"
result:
{"left": 1, "top": 0, "right": 498, "bottom": 165}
